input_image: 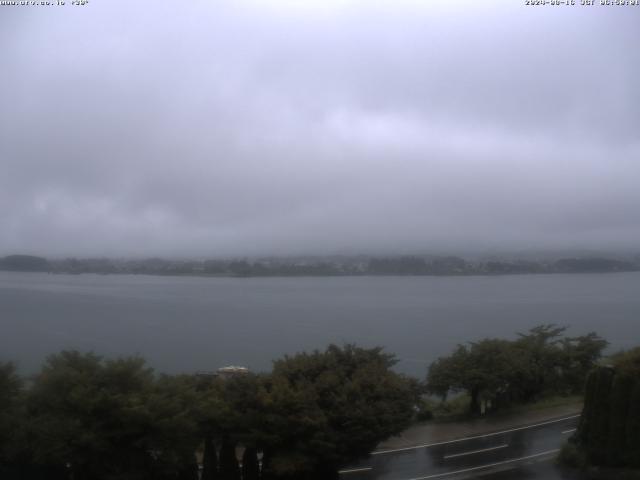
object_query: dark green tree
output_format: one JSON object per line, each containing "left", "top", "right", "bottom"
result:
{"left": 146, "top": 374, "right": 202, "bottom": 479}
{"left": 25, "top": 351, "right": 200, "bottom": 479}
{"left": 573, "top": 348, "right": 640, "bottom": 468}
{"left": 426, "top": 346, "right": 464, "bottom": 401}
{"left": 177, "top": 453, "right": 199, "bottom": 480}
{"left": 427, "top": 325, "right": 607, "bottom": 414}
{"left": 262, "top": 344, "right": 416, "bottom": 478}
{"left": 427, "top": 340, "right": 519, "bottom": 414}
{"left": 625, "top": 380, "right": 640, "bottom": 466}
{"left": 559, "top": 332, "right": 608, "bottom": 394}
{"left": 0, "top": 362, "right": 26, "bottom": 478}
{"left": 513, "top": 324, "right": 568, "bottom": 400}
{"left": 605, "top": 370, "right": 635, "bottom": 465}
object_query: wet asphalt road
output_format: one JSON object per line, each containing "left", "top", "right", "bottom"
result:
{"left": 339, "top": 415, "right": 581, "bottom": 480}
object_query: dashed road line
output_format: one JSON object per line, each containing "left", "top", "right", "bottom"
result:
{"left": 371, "top": 414, "right": 580, "bottom": 455}
{"left": 443, "top": 444, "right": 509, "bottom": 460}
{"left": 561, "top": 428, "right": 577, "bottom": 434}
{"left": 404, "top": 449, "right": 560, "bottom": 480}
{"left": 338, "top": 467, "right": 373, "bottom": 474}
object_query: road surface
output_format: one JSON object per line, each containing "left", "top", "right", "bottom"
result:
{"left": 339, "top": 415, "right": 580, "bottom": 480}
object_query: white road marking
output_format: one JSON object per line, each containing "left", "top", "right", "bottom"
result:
{"left": 338, "top": 467, "right": 373, "bottom": 474}
{"left": 371, "top": 414, "right": 580, "bottom": 455}
{"left": 404, "top": 449, "right": 560, "bottom": 480}
{"left": 561, "top": 428, "right": 577, "bottom": 434}
{"left": 443, "top": 444, "right": 509, "bottom": 460}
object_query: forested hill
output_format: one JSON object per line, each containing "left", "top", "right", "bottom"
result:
{"left": 0, "top": 255, "right": 49, "bottom": 272}
{"left": 1, "top": 254, "right": 638, "bottom": 277}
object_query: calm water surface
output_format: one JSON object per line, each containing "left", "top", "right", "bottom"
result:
{"left": 1, "top": 271, "right": 639, "bottom": 377}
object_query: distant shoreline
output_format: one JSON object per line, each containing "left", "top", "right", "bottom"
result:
{"left": 1, "top": 252, "right": 638, "bottom": 280}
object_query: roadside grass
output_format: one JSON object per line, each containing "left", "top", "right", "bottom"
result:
{"left": 414, "top": 394, "right": 471, "bottom": 423}
{"left": 495, "top": 394, "right": 583, "bottom": 416}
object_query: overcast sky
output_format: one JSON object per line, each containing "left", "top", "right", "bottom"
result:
{"left": 1, "top": 0, "right": 639, "bottom": 258}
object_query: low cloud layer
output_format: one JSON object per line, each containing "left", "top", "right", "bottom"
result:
{"left": 1, "top": 0, "right": 639, "bottom": 257}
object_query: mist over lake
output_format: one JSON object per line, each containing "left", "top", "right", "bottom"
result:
{"left": 2, "top": 271, "right": 639, "bottom": 378}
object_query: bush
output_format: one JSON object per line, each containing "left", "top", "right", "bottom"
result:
{"left": 431, "top": 394, "right": 471, "bottom": 419}
{"left": 415, "top": 400, "right": 434, "bottom": 422}
{"left": 558, "top": 443, "right": 587, "bottom": 469}
{"left": 416, "top": 410, "right": 433, "bottom": 422}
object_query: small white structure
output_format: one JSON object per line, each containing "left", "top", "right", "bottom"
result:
{"left": 217, "top": 365, "right": 249, "bottom": 379}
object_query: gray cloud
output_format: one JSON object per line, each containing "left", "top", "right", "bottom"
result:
{"left": 1, "top": 0, "right": 639, "bottom": 257}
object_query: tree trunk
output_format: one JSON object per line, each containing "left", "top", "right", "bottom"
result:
{"left": 202, "top": 435, "right": 218, "bottom": 480}
{"left": 241, "top": 447, "right": 259, "bottom": 480}
{"left": 260, "top": 450, "right": 274, "bottom": 480}
{"left": 219, "top": 439, "right": 240, "bottom": 480}
{"left": 177, "top": 453, "right": 199, "bottom": 480}
{"left": 469, "top": 386, "right": 481, "bottom": 415}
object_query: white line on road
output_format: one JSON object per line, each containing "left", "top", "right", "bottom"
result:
{"left": 371, "top": 414, "right": 580, "bottom": 455}
{"left": 443, "top": 443, "right": 509, "bottom": 460}
{"left": 338, "top": 467, "right": 373, "bottom": 474}
{"left": 561, "top": 428, "right": 577, "bottom": 434}
{"left": 404, "top": 449, "right": 560, "bottom": 480}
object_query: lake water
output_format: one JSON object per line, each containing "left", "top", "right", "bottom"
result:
{"left": 1, "top": 271, "right": 639, "bottom": 378}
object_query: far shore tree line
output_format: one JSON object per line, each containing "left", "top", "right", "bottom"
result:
{"left": 1, "top": 253, "right": 638, "bottom": 277}
{"left": 0, "top": 325, "right": 623, "bottom": 479}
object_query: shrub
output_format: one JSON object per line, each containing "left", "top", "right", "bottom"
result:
{"left": 558, "top": 443, "right": 587, "bottom": 469}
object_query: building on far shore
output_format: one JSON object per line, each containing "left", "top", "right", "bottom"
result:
{"left": 216, "top": 365, "right": 249, "bottom": 379}
{"left": 195, "top": 365, "right": 249, "bottom": 381}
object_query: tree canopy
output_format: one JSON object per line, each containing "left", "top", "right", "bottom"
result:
{"left": 0, "top": 345, "right": 416, "bottom": 480}
{"left": 426, "top": 325, "right": 608, "bottom": 414}
{"left": 260, "top": 345, "right": 417, "bottom": 478}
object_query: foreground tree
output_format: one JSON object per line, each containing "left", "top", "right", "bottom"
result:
{"left": 261, "top": 344, "right": 417, "bottom": 479}
{"left": 512, "top": 324, "right": 568, "bottom": 400}
{"left": 25, "top": 351, "right": 200, "bottom": 479}
{"left": 559, "top": 332, "right": 609, "bottom": 394}
{"left": 0, "top": 362, "right": 26, "bottom": 478}
{"left": 571, "top": 347, "right": 640, "bottom": 468}
{"left": 427, "top": 325, "right": 608, "bottom": 414}
{"left": 513, "top": 325, "right": 607, "bottom": 400}
{"left": 427, "top": 340, "right": 519, "bottom": 414}
{"left": 2, "top": 344, "right": 418, "bottom": 479}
